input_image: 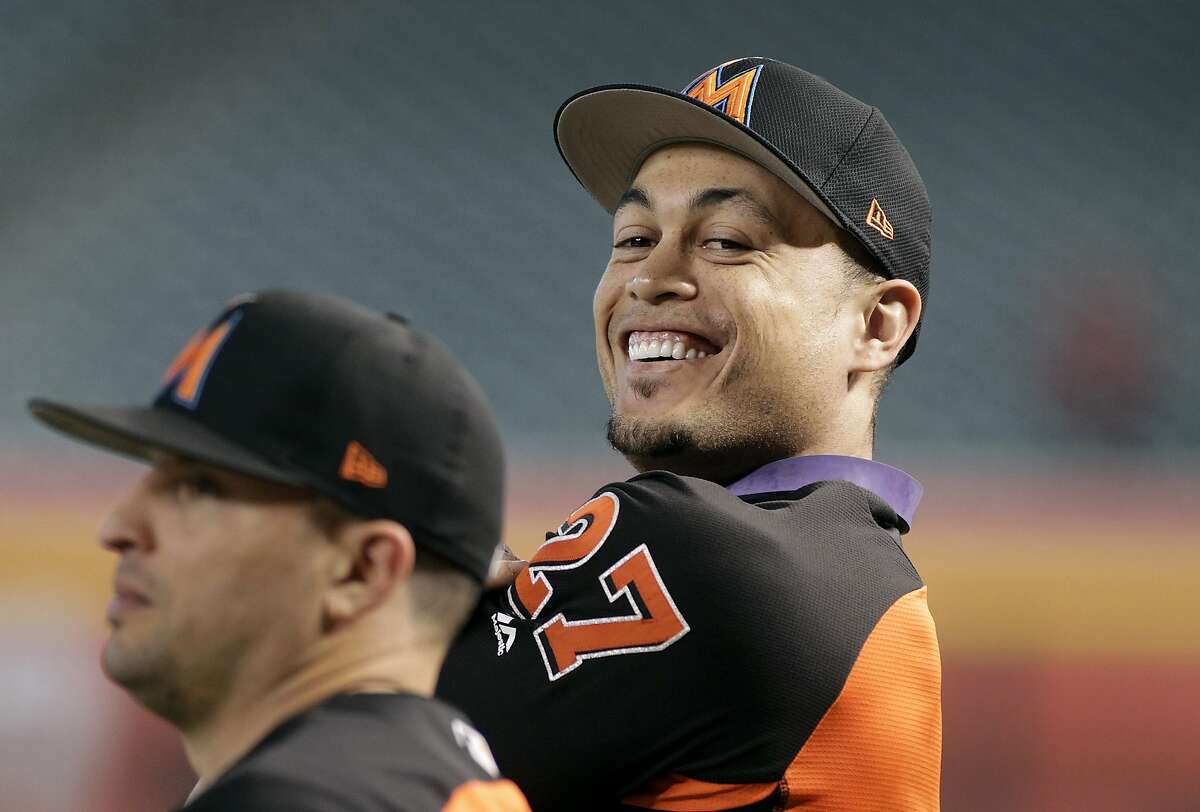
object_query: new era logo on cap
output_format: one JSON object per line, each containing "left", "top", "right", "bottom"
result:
{"left": 340, "top": 441, "right": 388, "bottom": 489}
{"left": 866, "top": 198, "right": 895, "bottom": 240}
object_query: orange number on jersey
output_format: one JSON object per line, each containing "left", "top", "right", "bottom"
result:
{"left": 511, "top": 493, "right": 619, "bottom": 620}
{"left": 534, "top": 544, "right": 689, "bottom": 681}
{"left": 507, "top": 492, "right": 690, "bottom": 681}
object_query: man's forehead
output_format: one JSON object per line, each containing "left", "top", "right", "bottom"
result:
{"left": 632, "top": 142, "right": 773, "bottom": 185}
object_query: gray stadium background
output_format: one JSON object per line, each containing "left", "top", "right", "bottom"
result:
{"left": 3, "top": 0, "right": 1196, "bottom": 464}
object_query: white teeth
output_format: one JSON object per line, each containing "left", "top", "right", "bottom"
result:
{"left": 627, "top": 332, "right": 717, "bottom": 361}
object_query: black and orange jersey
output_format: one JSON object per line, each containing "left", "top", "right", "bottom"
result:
{"left": 182, "top": 693, "right": 530, "bottom": 811}
{"left": 437, "top": 455, "right": 941, "bottom": 811}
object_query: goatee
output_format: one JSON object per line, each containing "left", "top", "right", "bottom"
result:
{"left": 606, "top": 415, "right": 698, "bottom": 459}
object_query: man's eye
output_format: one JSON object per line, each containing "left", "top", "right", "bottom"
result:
{"left": 178, "top": 472, "right": 223, "bottom": 499}
{"left": 703, "top": 238, "right": 749, "bottom": 251}
{"left": 614, "top": 236, "right": 654, "bottom": 249}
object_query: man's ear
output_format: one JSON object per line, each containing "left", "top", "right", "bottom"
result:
{"left": 322, "top": 520, "right": 416, "bottom": 631}
{"left": 852, "top": 279, "right": 922, "bottom": 372}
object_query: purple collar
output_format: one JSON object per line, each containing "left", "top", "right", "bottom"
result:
{"left": 727, "top": 455, "right": 923, "bottom": 530}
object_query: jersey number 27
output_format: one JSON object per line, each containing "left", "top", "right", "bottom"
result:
{"left": 508, "top": 493, "right": 690, "bottom": 681}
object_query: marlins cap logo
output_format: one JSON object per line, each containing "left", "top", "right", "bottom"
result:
{"left": 161, "top": 310, "right": 243, "bottom": 409}
{"left": 683, "top": 59, "right": 764, "bottom": 127}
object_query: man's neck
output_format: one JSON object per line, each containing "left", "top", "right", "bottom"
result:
{"left": 630, "top": 437, "right": 874, "bottom": 485}
{"left": 181, "top": 638, "right": 445, "bottom": 794}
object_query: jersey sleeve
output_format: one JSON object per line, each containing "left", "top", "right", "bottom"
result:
{"left": 437, "top": 473, "right": 939, "bottom": 810}
{"left": 774, "top": 585, "right": 941, "bottom": 809}
{"left": 439, "top": 477, "right": 709, "bottom": 806}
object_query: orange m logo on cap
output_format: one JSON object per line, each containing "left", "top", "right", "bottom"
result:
{"left": 684, "top": 63, "right": 764, "bottom": 126}
{"left": 162, "top": 312, "right": 243, "bottom": 409}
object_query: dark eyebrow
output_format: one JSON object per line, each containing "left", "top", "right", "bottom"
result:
{"left": 614, "top": 186, "right": 651, "bottom": 216}
{"left": 689, "top": 187, "right": 780, "bottom": 230}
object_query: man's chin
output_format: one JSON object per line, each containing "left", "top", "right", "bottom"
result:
{"left": 606, "top": 414, "right": 698, "bottom": 462}
{"left": 101, "top": 636, "right": 141, "bottom": 683}
{"left": 101, "top": 634, "right": 168, "bottom": 703}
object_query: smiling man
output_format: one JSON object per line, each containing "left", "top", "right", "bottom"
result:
{"left": 30, "top": 291, "right": 529, "bottom": 811}
{"left": 438, "top": 58, "right": 941, "bottom": 810}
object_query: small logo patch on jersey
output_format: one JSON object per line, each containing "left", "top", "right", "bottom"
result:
{"left": 866, "top": 197, "right": 895, "bottom": 240}
{"left": 452, "top": 718, "right": 501, "bottom": 778}
{"left": 339, "top": 441, "right": 388, "bottom": 488}
{"left": 491, "top": 611, "right": 516, "bottom": 655}
{"left": 683, "top": 62, "right": 764, "bottom": 127}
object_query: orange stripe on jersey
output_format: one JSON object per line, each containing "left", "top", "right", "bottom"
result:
{"left": 441, "top": 779, "right": 531, "bottom": 812}
{"left": 781, "top": 586, "right": 942, "bottom": 810}
{"left": 622, "top": 773, "right": 777, "bottom": 810}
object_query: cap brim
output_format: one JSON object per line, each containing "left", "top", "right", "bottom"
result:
{"left": 554, "top": 84, "right": 840, "bottom": 225}
{"left": 28, "top": 398, "right": 307, "bottom": 487}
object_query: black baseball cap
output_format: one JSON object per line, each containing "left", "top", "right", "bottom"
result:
{"left": 28, "top": 290, "right": 505, "bottom": 583}
{"left": 555, "top": 56, "right": 931, "bottom": 364}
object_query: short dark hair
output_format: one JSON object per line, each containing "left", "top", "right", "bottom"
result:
{"left": 308, "top": 498, "right": 481, "bottom": 642}
{"left": 406, "top": 544, "right": 481, "bottom": 642}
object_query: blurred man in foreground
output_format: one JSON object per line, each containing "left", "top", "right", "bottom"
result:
{"left": 439, "top": 57, "right": 941, "bottom": 810}
{"left": 30, "top": 290, "right": 529, "bottom": 811}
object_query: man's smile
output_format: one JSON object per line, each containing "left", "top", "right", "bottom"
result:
{"left": 626, "top": 330, "right": 721, "bottom": 361}
{"left": 613, "top": 325, "right": 730, "bottom": 407}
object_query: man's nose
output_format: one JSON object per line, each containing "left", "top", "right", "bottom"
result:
{"left": 97, "top": 480, "right": 154, "bottom": 555}
{"left": 626, "top": 242, "right": 698, "bottom": 305}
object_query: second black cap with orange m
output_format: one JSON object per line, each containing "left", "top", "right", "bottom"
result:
{"left": 29, "top": 290, "right": 505, "bottom": 582}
